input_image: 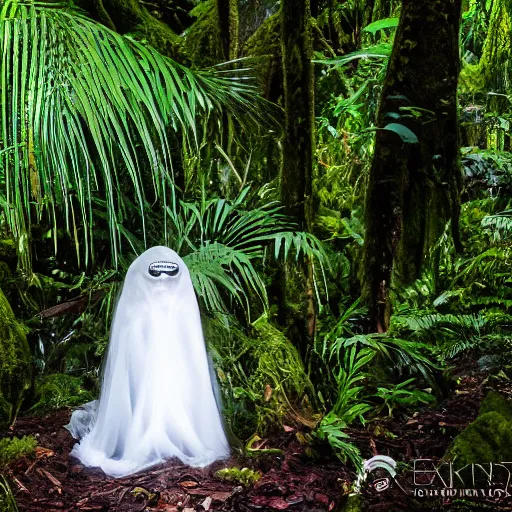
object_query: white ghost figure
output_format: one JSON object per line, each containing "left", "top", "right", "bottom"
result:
{"left": 66, "top": 246, "right": 230, "bottom": 477}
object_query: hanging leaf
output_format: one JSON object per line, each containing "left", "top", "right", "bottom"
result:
{"left": 313, "top": 44, "right": 392, "bottom": 67}
{"left": 363, "top": 17, "right": 399, "bottom": 35}
{"left": 382, "top": 123, "right": 419, "bottom": 143}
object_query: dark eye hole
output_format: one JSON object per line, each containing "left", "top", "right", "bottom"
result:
{"left": 148, "top": 261, "right": 179, "bottom": 277}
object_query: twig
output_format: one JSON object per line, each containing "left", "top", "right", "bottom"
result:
{"left": 12, "top": 475, "right": 29, "bottom": 493}
{"left": 37, "top": 468, "right": 62, "bottom": 488}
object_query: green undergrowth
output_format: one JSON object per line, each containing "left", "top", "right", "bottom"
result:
{"left": 29, "top": 373, "right": 95, "bottom": 413}
{"left": 204, "top": 314, "right": 316, "bottom": 439}
{"left": 0, "top": 435, "right": 37, "bottom": 468}
{"left": 0, "top": 288, "right": 31, "bottom": 426}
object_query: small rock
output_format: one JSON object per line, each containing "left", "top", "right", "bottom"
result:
{"left": 200, "top": 496, "right": 212, "bottom": 510}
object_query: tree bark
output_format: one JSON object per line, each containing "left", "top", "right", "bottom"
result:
{"left": 279, "top": 0, "right": 317, "bottom": 358}
{"left": 217, "top": 0, "right": 239, "bottom": 61}
{"left": 281, "top": 0, "right": 315, "bottom": 230}
{"left": 363, "top": 0, "right": 463, "bottom": 332}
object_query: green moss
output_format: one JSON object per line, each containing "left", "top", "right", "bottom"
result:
{"left": 0, "top": 435, "right": 37, "bottom": 468}
{"left": 459, "top": 0, "right": 511, "bottom": 112}
{"left": 204, "top": 315, "right": 313, "bottom": 435}
{"left": 29, "top": 373, "right": 94, "bottom": 413}
{"left": 341, "top": 494, "right": 363, "bottom": 512}
{"left": 0, "top": 288, "right": 31, "bottom": 425}
{"left": 478, "top": 391, "right": 512, "bottom": 421}
{"left": 214, "top": 467, "right": 262, "bottom": 486}
{"left": 445, "top": 411, "right": 512, "bottom": 468}
{"left": 445, "top": 392, "right": 512, "bottom": 469}
{"left": 251, "top": 315, "right": 312, "bottom": 399}
{"left": 76, "top": 0, "right": 181, "bottom": 58}
{"left": 182, "top": 0, "right": 224, "bottom": 67}
{"left": 244, "top": 13, "right": 282, "bottom": 96}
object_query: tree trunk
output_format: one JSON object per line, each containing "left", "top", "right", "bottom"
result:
{"left": 279, "top": 0, "right": 317, "bottom": 358}
{"left": 363, "top": 0, "right": 463, "bottom": 332}
{"left": 217, "top": 0, "right": 239, "bottom": 61}
{"left": 372, "top": 0, "right": 396, "bottom": 21}
{"left": 281, "top": 0, "right": 315, "bottom": 230}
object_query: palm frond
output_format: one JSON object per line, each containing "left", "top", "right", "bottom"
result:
{"left": 0, "top": 0, "right": 265, "bottom": 270}
{"left": 184, "top": 242, "right": 267, "bottom": 314}
{"left": 165, "top": 185, "right": 328, "bottom": 315}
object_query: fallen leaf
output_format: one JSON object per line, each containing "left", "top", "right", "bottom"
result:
{"left": 264, "top": 385, "right": 273, "bottom": 401}
{"left": 35, "top": 446, "right": 55, "bottom": 459}
{"left": 210, "top": 491, "right": 232, "bottom": 502}
{"left": 178, "top": 480, "right": 198, "bottom": 489}
{"left": 268, "top": 497, "right": 289, "bottom": 510}
{"left": 315, "top": 493, "right": 329, "bottom": 505}
{"left": 201, "top": 496, "right": 212, "bottom": 510}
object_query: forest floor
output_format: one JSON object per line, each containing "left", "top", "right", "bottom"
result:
{"left": 5, "top": 358, "right": 512, "bottom": 512}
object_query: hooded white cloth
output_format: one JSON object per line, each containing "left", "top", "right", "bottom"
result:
{"left": 66, "top": 246, "right": 229, "bottom": 477}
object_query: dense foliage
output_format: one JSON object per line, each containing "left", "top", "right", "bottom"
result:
{"left": 1, "top": 0, "right": 511, "bottom": 506}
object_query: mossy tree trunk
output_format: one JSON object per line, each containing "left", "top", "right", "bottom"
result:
{"left": 217, "top": 0, "right": 239, "bottom": 166}
{"left": 479, "top": 0, "right": 511, "bottom": 151}
{"left": 0, "top": 288, "right": 31, "bottom": 426}
{"left": 217, "top": 0, "right": 239, "bottom": 61}
{"left": 372, "top": 0, "right": 397, "bottom": 21}
{"left": 279, "top": 0, "right": 317, "bottom": 357}
{"left": 281, "top": 0, "right": 315, "bottom": 230}
{"left": 363, "top": 0, "right": 463, "bottom": 332}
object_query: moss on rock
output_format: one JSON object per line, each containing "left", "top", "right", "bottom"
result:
{"left": 0, "top": 288, "right": 31, "bottom": 425}
{"left": 444, "top": 392, "right": 512, "bottom": 468}
{"left": 478, "top": 390, "right": 512, "bottom": 421}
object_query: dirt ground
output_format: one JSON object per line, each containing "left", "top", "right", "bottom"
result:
{"left": 4, "top": 358, "right": 512, "bottom": 512}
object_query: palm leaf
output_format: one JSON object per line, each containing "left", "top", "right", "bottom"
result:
{"left": 0, "top": 0, "right": 265, "bottom": 270}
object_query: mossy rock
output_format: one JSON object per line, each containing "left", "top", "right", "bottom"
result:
{"left": 0, "top": 288, "right": 31, "bottom": 425}
{"left": 29, "top": 373, "right": 95, "bottom": 413}
{"left": 478, "top": 390, "right": 512, "bottom": 421}
{"left": 444, "top": 392, "right": 512, "bottom": 469}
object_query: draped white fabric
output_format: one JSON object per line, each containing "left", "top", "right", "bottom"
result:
{"left": 66, "top": 246, "right": 229, "bottom": 477}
